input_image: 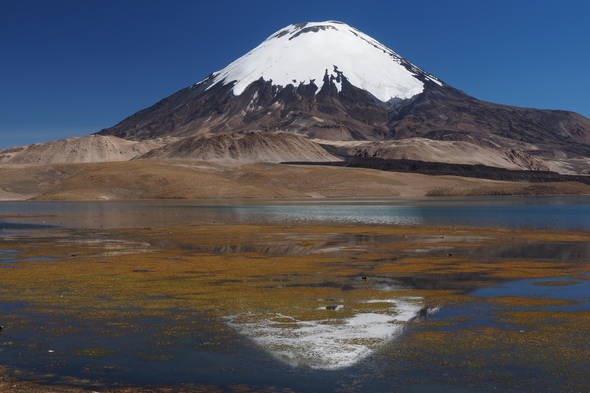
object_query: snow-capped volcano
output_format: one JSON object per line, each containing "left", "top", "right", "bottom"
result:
{"left": 98, "top": 20, "right": 590, "bottom": 173}
{"left": 206, "top": 21, "right": 442, "bottom": 102}
{"left": 100, "top": 20, "right": 453, "bottom": 142}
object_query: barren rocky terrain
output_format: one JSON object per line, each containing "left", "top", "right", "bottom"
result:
{"left": 0, "top": 135, "right": 165, "bottom": 165}
{"left": 139, "top": 131, "right": 338, "bottom": 163}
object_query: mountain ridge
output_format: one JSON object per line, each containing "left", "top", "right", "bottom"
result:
{"left": 1, "top": 20, "right": 589, "bottom": 176}
{"left": 97, "top": 21, "right": 590, "bottom": 164}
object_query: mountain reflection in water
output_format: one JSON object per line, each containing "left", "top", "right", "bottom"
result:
{"left": 227, "top": 297, "right": 429, "bottom": 370}
{"left": 0, "top": 208, "right": 589, "bottom": 392}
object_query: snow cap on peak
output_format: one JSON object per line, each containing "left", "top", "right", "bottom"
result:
{"left": 268, "top": 21, "right": 348, "bottom": 40}
{"left": 206, "top": 21, "right": 442, "bottom": 102}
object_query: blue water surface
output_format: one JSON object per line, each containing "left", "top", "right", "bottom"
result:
{"left": 1, "top": 197, "right": 589, "bottom": 230}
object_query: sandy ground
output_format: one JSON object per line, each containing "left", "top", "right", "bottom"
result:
{"left": 1, "top": 160, "right": 589, "bottom": 201}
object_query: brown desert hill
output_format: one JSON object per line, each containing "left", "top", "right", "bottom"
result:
{"left": 1, "top": 160, "right": 589, "bottom": 201}
{"left": 138, "top": 131, "right": 339, "bottom": 163}
{"left": 317, "top": 138, "right": 547, "bottom": 171}
{"left": 317, "top": 136, "right": 590, "bottom": 175}
{"left": 0, "top": 135, "right": 165, "bottom": 165}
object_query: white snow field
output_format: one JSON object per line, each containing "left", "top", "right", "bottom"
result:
{"left": 207, "top": 21, "right": 442, "bottom": 102}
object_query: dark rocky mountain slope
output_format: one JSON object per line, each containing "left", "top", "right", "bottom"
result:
{"left": 95, "top": 21, "right": 590, "bottom": 173}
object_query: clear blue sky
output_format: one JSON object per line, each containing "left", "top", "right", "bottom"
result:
{"left": 1, "top": 0, "right": 589, "bottom": 148}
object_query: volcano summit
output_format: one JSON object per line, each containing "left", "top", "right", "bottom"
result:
{"left": 92, "top": 21, "right": 590, "bottom": 175}
{"left": 2, "top": 21, "right": 590, "bottom": 182}
{"left": 206, "top": 21, "right": 442, "bottom": 101}
{"left": 99, "top": 20, "right": 449, "bottom": 142}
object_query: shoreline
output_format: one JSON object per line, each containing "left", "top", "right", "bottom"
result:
{"left": 2, "top": 192, "right": 590, "bottom": 203}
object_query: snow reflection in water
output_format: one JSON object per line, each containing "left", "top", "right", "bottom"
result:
{"left": 227, "top": 297, "right": 425, "bottom": 370}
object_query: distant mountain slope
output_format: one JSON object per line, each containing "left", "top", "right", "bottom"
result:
{"left": 95, "top": 21, "right": 590, "bottom": 174}
{"left": 138, "top": 131, "right": 339, "bottom": 163}
{"left": 2, "top": 21, "right": 588, "bottom": 176}
{"left": 0, "top": 135, "right": 163, "bottom": 165}
{"left": 319, "top": 138, "right": 547, "bottom": 170}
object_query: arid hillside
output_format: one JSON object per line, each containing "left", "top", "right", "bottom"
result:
{"left": 139, "top": 131, "right": 339, "bottom": 163}
{"left": 0, "top": 135, "right": 164, "bottom": 165}
{"left": 1, "top": 160, "right": 589, "bottom": 201}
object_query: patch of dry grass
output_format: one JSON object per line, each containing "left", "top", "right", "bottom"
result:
{"left": 2, "top": 160, "right": 590, "bottom": 201}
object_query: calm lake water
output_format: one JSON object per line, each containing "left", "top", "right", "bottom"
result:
{"left": 1, "top": 197, "right": 590, "bottom": 230}
{"left": 1, "top": 198, "right": 590, "bottom": 392}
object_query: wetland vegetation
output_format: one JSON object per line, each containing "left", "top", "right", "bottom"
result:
{"left": 0, "top": 200, "right": 590, "bottom": 392}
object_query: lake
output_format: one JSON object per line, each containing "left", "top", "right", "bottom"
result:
{"left": 0, "top": 198, "right": 589, "bottom": 393}
{"left": 1, "top": 197, "right": 590, "bottom": 230}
